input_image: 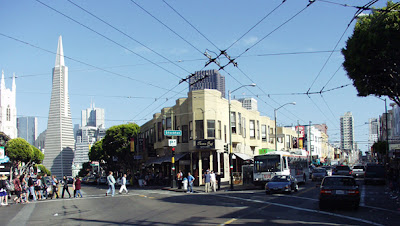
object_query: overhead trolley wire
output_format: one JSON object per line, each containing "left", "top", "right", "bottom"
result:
{"left": 0, "top": 32, "right": 183, "bottom": 95}
{"left": 225, "top": 0, "right": 287, "bottom": 51}
{"left": 36, "top": 0, "right": 184, "bottom": 80}
{"left": 66, "top": 0, "right": 193, "bottom": 76}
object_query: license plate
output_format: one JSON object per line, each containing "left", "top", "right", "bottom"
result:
{"left": 263, "top": 174, "right": 271, "bottom": 179}
{"left": 336, "top": 190, "right": 344, "bottom": 195}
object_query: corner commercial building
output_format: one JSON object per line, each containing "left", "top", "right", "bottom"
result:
{"left": 140, "top": 89, "right": 301, "bottom": 185}
{"left": 43, "top": 36, "right": 75, "bottom": 177}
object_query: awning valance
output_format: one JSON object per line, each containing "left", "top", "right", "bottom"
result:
{"left": 234, "top": 153, "right": 253, "bottom": 160}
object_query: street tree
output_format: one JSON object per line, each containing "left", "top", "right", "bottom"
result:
{"left": 88, "top": 140, "right": 104, "bottom": 161}
{"left": 6, "top": 138, "right": 45, "bottom": 175}
{"left": 102, "top": 123, "right": 140, "bottom": 172}
{"left": 342, "top": 1, "right": 400, "bottom": 106}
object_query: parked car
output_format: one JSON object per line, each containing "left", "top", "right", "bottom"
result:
{"left": 319, "top": 176, "right": 360, "bottom": 210}
{"left": 333, "top": 165, "right": 352, "bottom": 176}
{"left": 351, "top": 165, "right": 365, "bottom": 178}
{"left": 364, "top": 163, "right": 386, "bottom": 185}
{"left": 117, "top": 177, "right": 131, "bottom": 186}
{"left": 312, "top": 168, "right": 327, "bottom": 181}
{"left": 265, "top": 175, "right": 298, "bottom": 194}
{"left": 97, "top": 176, "right": 107, "bottom": 185}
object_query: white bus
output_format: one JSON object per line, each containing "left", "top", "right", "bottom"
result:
{"left": 253, "top": 150, "right": 309, "bottom": 187}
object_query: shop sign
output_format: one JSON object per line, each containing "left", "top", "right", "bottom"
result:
{"left": 196, "top": 139, "right": 215, "bottom": 149}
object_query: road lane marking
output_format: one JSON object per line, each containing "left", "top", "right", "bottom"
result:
{"left": 220, "top": 218, "right": 237, "bottom": 225}
{"left": 8, "top": 201, "right": 36, "bottom": 226}
{"left": 215, "top": 194, "right": 383, "bottom": 226}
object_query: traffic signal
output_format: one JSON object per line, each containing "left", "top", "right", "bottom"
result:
{"left": 172, "top": 147, "right": 175, "bottom": 156}
{"left": 224, "top": 144, "right": 229, "bottom": 153}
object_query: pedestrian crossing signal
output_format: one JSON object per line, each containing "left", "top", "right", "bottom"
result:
{"left": 224, "top": 144, "right": 229, "bottom": 153}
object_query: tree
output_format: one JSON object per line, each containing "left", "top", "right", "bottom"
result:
{"left": 342, "top": 1, "right": 400, "bottom": 106}
{"left": 88, "top": 140, "right": 104, "bottom": 161}
{"left": 32, "top": 146, "right": 44, "bottom": 164}
{"left": 6, "top": 138, "right": 33, "bottom": 163}
{"left": 36, "top": 164, "right": 51, "bottom": 176}
{"left": 78, "top": 162, "right": 91, "bottom": 177}
{"left": 102, "top": 123, "right": 140, "bottom": 172}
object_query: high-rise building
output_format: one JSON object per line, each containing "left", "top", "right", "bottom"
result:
{"left": 0, "top": 71, "right": 17, "bottom": 139}
{"left": 238, "top": 98, "right": 258, "bottom": 111}
{"left": 189, "top": 69, "right": 225, "bottom": 98}
{"left": 368, "top": 118, "right": 379, "bottom": 151}
{"left": 17, "top": 116, "right": 37, "bottom": 145}
{"left": 81, "top": 102, "right": 105, "bottom": 128}
{"left": 43, "top": 36, "right": 75, "bottom": 177}
{"left": 340, "top": 112, "right": 355, "bottom": 151}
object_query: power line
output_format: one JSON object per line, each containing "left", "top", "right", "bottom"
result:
{"left": 0, "top": 32, "right": 184, "bottom": 95}
{"left": 162, "top": 0, "right": 221, "bottom": 52}
{"left": 36, "top": 0, "right": 184, "bottom": 80}
{"left": 234, "top": 0, "right": 315, "bottom": 61}
{"left": 66, "top": 0, "right": 193, "bottom": 76}
{"left": 225, "top": 0, "right": 287, "bottom": 51}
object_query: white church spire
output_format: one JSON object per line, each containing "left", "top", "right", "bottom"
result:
{"left": 55, "top": 35, "right": 65, "bottom": 67}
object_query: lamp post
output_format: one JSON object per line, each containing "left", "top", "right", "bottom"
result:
{"left": 274, "top": 102, "right": 296, "bottom": 152}
{"left": 228, "top": 83, "right": 256, "bottom": 190}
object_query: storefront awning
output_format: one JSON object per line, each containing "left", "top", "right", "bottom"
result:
{"left": 145, "top": 153, "right": 188, "bottom": 166}
{"left": 234, "top": 153, "right": 252, "bottom": 161}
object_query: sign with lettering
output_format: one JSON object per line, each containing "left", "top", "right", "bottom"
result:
{"left": 195, "top": 139, "right": 215, "bottom": 149}
{"left": 164, "top": 130, "right": 182, "bottom": 136}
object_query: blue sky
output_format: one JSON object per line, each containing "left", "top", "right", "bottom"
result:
{"left": 0, "top": 0, "right": 390, "bottom": 153}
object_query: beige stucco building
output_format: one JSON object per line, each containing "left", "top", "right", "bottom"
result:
{"left": 140, "top": 89, "right": 301, "bottom": 185}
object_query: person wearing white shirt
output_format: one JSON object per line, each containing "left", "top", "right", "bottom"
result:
{"left": 119, "top": 174, "right": 128, "bottom": 194}
{"left": 210, "top": 170, "right": 216, "bottom": 192}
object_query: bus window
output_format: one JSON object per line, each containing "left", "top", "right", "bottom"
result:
{"left": 283, "top": 157, "right": 287, "bottom": 169}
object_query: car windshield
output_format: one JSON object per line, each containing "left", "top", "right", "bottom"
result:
{"left": 254, "top": 155, "right": 281, "bottom": 173}
{"left": 323, "top": 177, "right": 356, "bottom": 186}
{"left": 313, "top": 168, "right": 326, "bottom": 173}
{"left": 271, "top": 176, "right": 290, "bottom": 182}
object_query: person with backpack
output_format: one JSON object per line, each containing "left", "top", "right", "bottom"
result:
{"left": 0, "top": 174, "right": 8, "bottom": 206}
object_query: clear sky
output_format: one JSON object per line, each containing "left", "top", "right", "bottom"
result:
{"left": 0, "top": 0, "right": 391, "bottom": 153}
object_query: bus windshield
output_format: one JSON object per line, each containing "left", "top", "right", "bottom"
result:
{"left": 254, "top": 155, "right": 281, "bottom": 173}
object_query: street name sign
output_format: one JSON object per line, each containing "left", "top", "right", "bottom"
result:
{"left": 164, "top": 130, "right": 182, "bottom": 136}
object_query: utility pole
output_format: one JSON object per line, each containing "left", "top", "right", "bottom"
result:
{"left": 309, "top": 121, "right": 312, "bottom": 164}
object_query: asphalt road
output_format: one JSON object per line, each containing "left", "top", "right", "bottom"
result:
{"left": 1, "top": 179, "right": 400, "bottom": 225}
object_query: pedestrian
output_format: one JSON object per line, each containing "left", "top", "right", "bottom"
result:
{"left": 177, "top": 170, "right": 183, "bottom": 189}
{"left": 41, "top": 174, "right": 48, "bottom": 199}
{"left": 216, "top": 172, "right": 221, "bottom": 191}
{"left": 72, "top": 177, "right": 76, "bottom": 198}
{"left": 35, "top": 175, "right": 43, "bottom": 200}
{"left": 61, "top": 176, "right": 71, "bottom": 198}
{"left": 210, "top": 170, "right": 216, "bottom": 192}
{"left": 0, "top": 174, "right": 8, "bottom": 206}
{"left": 119, "top": 174, "right": 128, "bottom": 194}
{"left": 27, "top": 174, "right": 36, "bottom": 201}
{"left": 20, "top": 174, "right": 29, "bottom": 203}
{"left": 51, "top": 175, "right": 59, "bottom": 199}
{"left": 74, "top": 177, "right": 83, "bottom": 198}
{"left": 187, "top": 172, "right": 195, "bottom": 193}
{"left": 13, "top": 174, "right": 22, "bottom": 204}
{"left": 203, "top": 170, "right": 211, "bottom": 193}
{"left": 106, "top": 171, "right": 116, "bottom": 197}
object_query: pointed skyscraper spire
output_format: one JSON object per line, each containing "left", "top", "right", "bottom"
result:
{"left": 55, "top": 35, "right": 65, "bottom": 67}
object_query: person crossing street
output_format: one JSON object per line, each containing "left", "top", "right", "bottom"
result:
{"left": 119, "top": 174, "right": 128, "bottom": 194}
{"left": 106, "top": 171, "right": 116, "bottom": 197}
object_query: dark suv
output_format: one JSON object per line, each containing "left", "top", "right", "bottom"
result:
{"left": 364, "top": 163, "right": 385, "bottom": 185}
{"left": 319, "top": 176, "right": 360, "bottom": 210}
{"left": 334, "top": 165, "right": 352, "bottom": 176}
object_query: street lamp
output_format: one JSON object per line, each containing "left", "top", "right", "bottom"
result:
{"left": 228, "top": 83, "right": 256, "bottom": 190}
{"left": 274, "top": 102, "right": 296, "bottom": 152}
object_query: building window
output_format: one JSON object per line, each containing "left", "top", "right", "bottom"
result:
{"left": 196, "top": 120, "right": 204, "bottom": 139}
{"left": 257, "top": 121, "right": 260, "bottom": 140}
{"left": 261, "top": 125, "right": 267, "bottom": 141}
{"left": 250, "top": 120, "right": 255, "bottom": 138}
{"left": 189, "top": 121, "right": 193, "bottom": 140}
{"left": 243, "top": 117, "right": 246, "bottom": 138}
{"left": 182, "top": 125, "right": 188, "bottom": 143}
{"left": 218, "top": 120, "right": 222, "bottom": 140}
{"left": 286, "top": 135, "right": 291, "bottom": 149}
{"left": 166, "top": 117, "right": 172, "bottom": 130}
{"left": 224, "top": 125, "right": 227, "bottom": 143}
{"left": 238, "top": 112, "right": 242, "bottom": 135}
{"left": 157, "top": 122, "right": 162, "bottom": 141}
{"left": 207, "top": 120, "right": 215, "bottom": 138}
{"left": 231, "top": 112, "right": 236, "bottom": 134}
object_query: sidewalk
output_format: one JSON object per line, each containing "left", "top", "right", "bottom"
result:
{"left": 162, "top": 182, "right": 259, "bottom": 193}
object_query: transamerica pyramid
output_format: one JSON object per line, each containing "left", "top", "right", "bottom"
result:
{"left": 43, "top": 36, "right": 75, "bottom": 177}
